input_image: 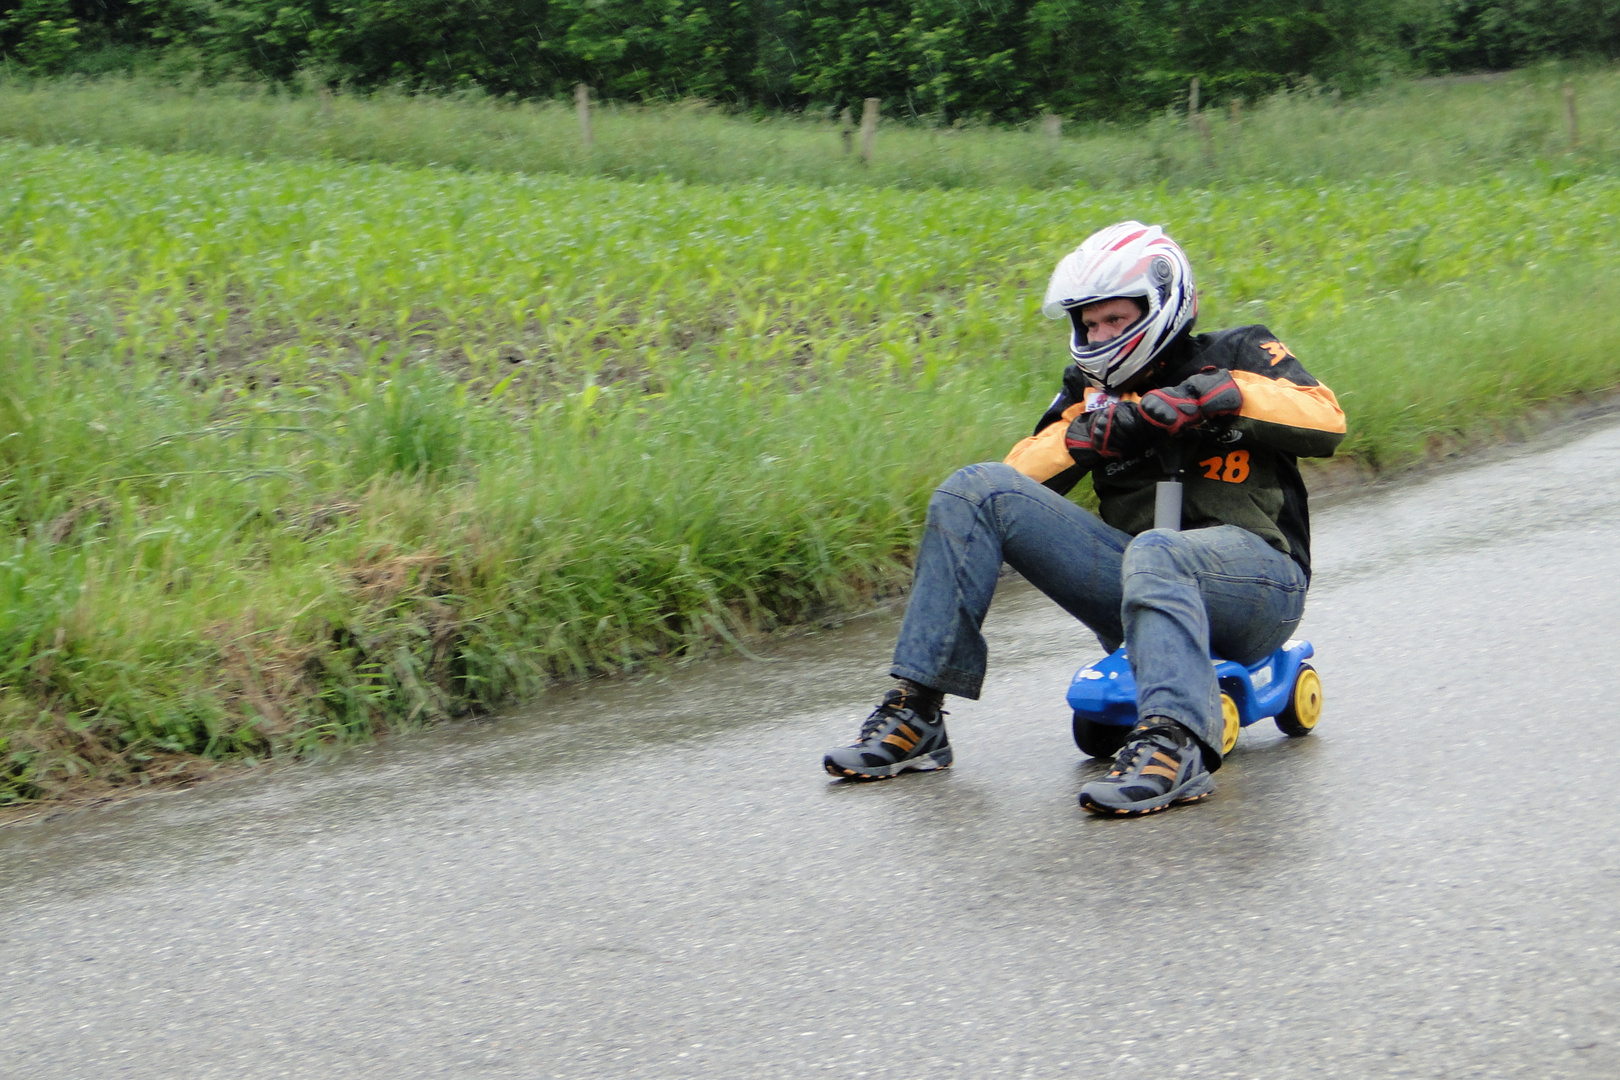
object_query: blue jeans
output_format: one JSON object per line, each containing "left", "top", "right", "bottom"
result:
{"left": 889, "top": 462, "right": 1308, "bottom": 766}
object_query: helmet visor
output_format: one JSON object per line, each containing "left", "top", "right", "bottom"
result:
{"left": 1065, "top": 296, "right": 1149, "bottom": 347}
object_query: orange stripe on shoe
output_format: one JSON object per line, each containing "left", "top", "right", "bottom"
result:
{"left": 1141, "top": 764, "right": 1179, "bottom": 780}
{"left": 883, "top": 732, "right": 917, "bottom": 751}
{"left": 1231, "top": 371, "right": 1347, "bottom": 434}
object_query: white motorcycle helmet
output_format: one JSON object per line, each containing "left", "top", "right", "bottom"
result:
{"left": 1041, "top": 221, "right": 1198, "bottom": 391}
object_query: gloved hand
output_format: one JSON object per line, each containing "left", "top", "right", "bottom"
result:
{"left": 1065, "top": 399, "right": 1153, "bottom": 462}
{"left": 1139, "top": 367, "right": 1243, "bottom": 437}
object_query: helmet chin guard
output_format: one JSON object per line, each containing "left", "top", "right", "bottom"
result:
{"left": 1042, "top": 221, "right": 1198, "bottom": 391}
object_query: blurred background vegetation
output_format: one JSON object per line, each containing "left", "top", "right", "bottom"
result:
{"left": 4, "top": 3, "right": 1620, "bottom": 807}
{"left": 1, "top": 0, "right": 1618, "bottom": 120}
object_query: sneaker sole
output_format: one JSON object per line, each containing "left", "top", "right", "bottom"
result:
{"left": 1078, "top": 774, "right": 1215, "bottom": 816}
{"left": 823, "top": 747, "right": 953, "bottom": 781}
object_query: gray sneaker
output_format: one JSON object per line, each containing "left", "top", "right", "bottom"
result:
{"left": 1078, "top": 720, "right": 1213, "bottom": 816}
{"left": 823, "top": 689, "right": 952, "bottom": 780}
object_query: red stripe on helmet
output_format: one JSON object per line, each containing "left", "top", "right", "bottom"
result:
{"left": 1109, "top": 228, "right": 1148, "bottom": 251}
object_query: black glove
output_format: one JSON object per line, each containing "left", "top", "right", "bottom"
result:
{"left": 1139, "top": 367, "right": 1243, "bottom": 437}
{"left": 1065, "top": 399, "right": 1153, "bottom": 462}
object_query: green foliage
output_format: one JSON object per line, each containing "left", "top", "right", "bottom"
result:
{"left": 1401, "top": 0, "right": 1620, "bottom": 73}
{"left": 171, "top": 0, "right": 794, "bottom": 103}
{"left": 1, "top": 0, "right": 81, "bottom": 74}
{"left": 14, "top": 0, "right": 1620, "bottom": 119}
{"left": 792, "top": 0, "right": 1033, "bottom": 119}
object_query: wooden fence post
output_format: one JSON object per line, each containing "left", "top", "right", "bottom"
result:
{"left": 1564, "top": 83, "right": 1580, "bottom": 149}
{"left": 575, "top": 83, "right": 594, "bottom": 152}
{"left": 839, "top": 106, "right": 854, "bottom": 154}
{"left": 1186, "top": 78, "right": 1214, "bottom": 164}
{"left": 1229, "top": 97, "right": 1242, "bottom": 132}
{"left": 1041, "top": 113, "right": 1063, "bottom": 139}
{"left": 859, "top": 97, "right": 880, "bottom": 164}
{"left": 1195, "top": 110, "right": 1215, "bottom": 165}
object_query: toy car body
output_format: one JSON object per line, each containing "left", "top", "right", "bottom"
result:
{"left": 1066, "top": 640, "right": 1322, "bottom": 759}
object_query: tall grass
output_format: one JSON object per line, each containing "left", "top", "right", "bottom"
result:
{"left": 4, "top": 122, "right": 1620, "bottom": 804}
{"left": 0, "top": 65, "right": 1615, "bottom": 189}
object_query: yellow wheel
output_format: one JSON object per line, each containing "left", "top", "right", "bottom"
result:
{"left": 1275, "top": 664, "right": 1323, "bottom": 737}
{"left": 1220, "top": 693, "right": 1241, "bottom": 755}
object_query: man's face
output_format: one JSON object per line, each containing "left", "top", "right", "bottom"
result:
{"left": 1079, "top": 297, "right": 1144, "bottom": 344}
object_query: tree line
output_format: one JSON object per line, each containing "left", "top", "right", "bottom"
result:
{"left": 4, "top": 0, "right": 1620, "bottom": 120}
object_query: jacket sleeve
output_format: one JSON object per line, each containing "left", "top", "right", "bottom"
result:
{"left": 1004, "top": 364, "right": 1103, "bottom": 488}
{"left": 1223, "top": 327, "right": 1346, "bottom": 459}
{"left": 1004, "top": 400, "right": 1088, "bottom": 484}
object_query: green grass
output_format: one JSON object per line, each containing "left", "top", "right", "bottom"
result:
{"left": 4, "top": 79, "right": 1620, "bottom": 804}
{"left": 0, "top": 65, "right": 1616, "bottom": 189}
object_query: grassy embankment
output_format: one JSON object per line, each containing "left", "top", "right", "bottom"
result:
{"left": 3, "top": 71, "right": 1620, "bottom": 806}
{"left": 0, "top": 66, "right": 1616, "bottom": 189}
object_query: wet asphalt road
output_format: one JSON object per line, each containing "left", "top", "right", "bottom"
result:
{"left": 4, "top": 421, "right": 1620, "bottom": 1079}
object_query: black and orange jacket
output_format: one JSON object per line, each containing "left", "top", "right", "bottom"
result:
{"left": 1003, "top": 325, "right": 1346, "bottom": 580}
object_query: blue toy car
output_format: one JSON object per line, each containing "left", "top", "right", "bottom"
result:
{"left": 1067, "top": 452, "right": 1326, "bottom": 759}
{"left": 1066, "top": 640, "right": 1323, "bottom": 759}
